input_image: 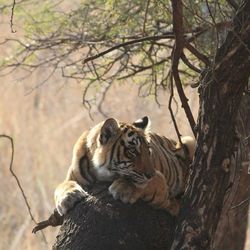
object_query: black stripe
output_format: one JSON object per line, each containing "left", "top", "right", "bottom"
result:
{"left": 117, "top": 145, "right": 121, "bottom": 162}
{"left": 109, "top": 133, "right": 124, "bottom": 163}
{"left": 166, "top": 160, "right": 173, "bottom": 186}
{"left": 171, "top": 160, "right": 179, "bottom": 193}
{"left": 79, "top": 156, "right": 85, "bottom": 178}
{"left": 79, "top": 156, "right": 96, "bottom": 183}
{"left": 159, "top": 146, "right": 172, "bottom": 183}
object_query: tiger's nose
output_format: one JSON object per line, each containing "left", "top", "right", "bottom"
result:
{"left": 145, "top": 171, "right": 155, "bottom": 179}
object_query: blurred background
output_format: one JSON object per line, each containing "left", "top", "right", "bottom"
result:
{"left": 0, "top": 55, "right": 199, "bottom": 250}
{"left": 0, "top": 0, "right": 249, "bottom": 249}
{"left": 0, "top": 29, "right": 198, "bottom": 250}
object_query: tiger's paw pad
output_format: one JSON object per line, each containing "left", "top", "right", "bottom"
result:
{"left": 55, "top": 186, "right": 87, "bottom": 215}
{"left": 108, "top": 179, "right": 140, "bottom": 204}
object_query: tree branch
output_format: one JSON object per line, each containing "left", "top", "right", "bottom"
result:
{"left": 180, "top": 53, "right": 201, "bottom": 73}
{"left": 10, "top": 0, "right": 16, "bottom": 33}
{"left": 32, "top": 209, "right": 63, "bottom": 234}
{"left": 185, "top": 42, "right": 210, "bottom": 66}
{"left": 82, "top": 34, "right": 176, "bottom": 64}
{"left": 0, "top": 134, "right": 48, "bottom": 244}
{"left": 171, "top": 0, "right": 196, "bottom": 137}
{"left": 142, "top": 0, "right": 151, "bottom": 36}
{"left": 226, "top": 0, "right": 239, "bottom": 10}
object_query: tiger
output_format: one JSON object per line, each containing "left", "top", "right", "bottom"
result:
{"left": 54, "top": 116, "right": 195, "bottom": 216}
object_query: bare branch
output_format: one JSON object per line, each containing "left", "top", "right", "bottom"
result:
{"left": 0, "top": 134, "right": 48, "bottom": 244}
{"left": 118, "top": 59, "right": 169, "bottom": 80}
{"left": 0, "top": 135, "right": 35, "bottom": 221}
{"left": 10, "top": 0, "right": 16, "bottom": 33}
{"left": 168, "top": 74, "right": 183, "bottom": 145}
{"left": 180, "top": 53, "right": 202, "bottom": 73}
{"left": 82, "top": 34, "right": 176, "bottom": 64}
{"left": 185, "top": 42, "right": 210, "bottom": 66}
{"left": 142, "top": 0, "right": 151, "bottom": 36}
{"left": 226, "top": 0, "right": 239, "bottom": 11}
{"left": 171, "top": 0, "right": 196, "bottom": 137}
{"left": 32, "top": 209, "right": 63, "bottom": 234}
{"left": 205, "top": 0, "right": 219, "bottom": 50}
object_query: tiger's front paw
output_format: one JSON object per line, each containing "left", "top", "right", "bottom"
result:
{"left": 108, "top": 179, "right": 142, "bottom": 204}
{"left": 54, "top": 181, "right": 87, "bottom": 215}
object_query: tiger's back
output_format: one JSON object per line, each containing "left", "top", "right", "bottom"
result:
{"left": 149, "top": 133, "right": 193, "bottom": 197}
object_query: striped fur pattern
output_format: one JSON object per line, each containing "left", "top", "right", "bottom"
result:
{"left": 54, "top": 116, "right": 195, "bottom": 216}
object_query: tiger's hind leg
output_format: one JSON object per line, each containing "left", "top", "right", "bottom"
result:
{"left": 140, "top": 171, "right": 180, "bottom": 216}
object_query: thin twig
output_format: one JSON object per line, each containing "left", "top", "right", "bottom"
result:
{"left": 168, "top": 74, "right": 182, "bottom": 145}
{"left": 226, "top": 0, "right": 239, "bottom": 11}
{"left": 10, "top": 0, "right": 16, "bottom": 33}
{"left": 142, "top": 0, "right": 151, "bottom": 36}
{"left": 185, "top": 43, "right": 210, "bottom": 66}
{"left": 0, "top": 135, "right": 36, "bottom": 221}
{"left": 180, "top": 53, "right": 201, "bottom": 73}
{"left": 205, "top": 0, "right": 219, "bottom": 50}
{"left": 0, "top": 134, "right": 48, "bottom": 244}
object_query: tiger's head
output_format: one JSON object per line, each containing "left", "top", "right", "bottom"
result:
{"left": 87, "top": 116, "right": 155, "bottom": 186}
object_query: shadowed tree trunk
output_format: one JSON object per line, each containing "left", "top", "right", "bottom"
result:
{"left": 52, "top": 1, "right": 250, "bottom": 249}
{"left": 53, "top": 184, "right": 175, "bottom": 250}
{"left": 171, "top": 1, "right": 250, "bottom": 249}
{"left": 212, "top": 94, "right": 250, "bottom": 250}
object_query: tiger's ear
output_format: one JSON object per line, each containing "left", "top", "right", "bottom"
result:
{"left": 100, "top": 118, "right": 119, "bottom": 145}
{"left": 133, "top": 116, "right": 151, "bottom": 131}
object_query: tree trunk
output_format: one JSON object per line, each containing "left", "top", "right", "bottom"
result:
{"left": 212, "top": 94, "right": 250, "bottom": 250}
{"left": 171, "top": 1, "right": 250, "bottom": 249}
{"left": 53, "top": 184, "right": 175, "bottom": 250}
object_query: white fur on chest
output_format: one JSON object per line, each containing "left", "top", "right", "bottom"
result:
{"left": 93, "top": 166, "right": 115, "bottom": 181}
{"left": 92, "top": 149, "right": 115, "bottom": 181}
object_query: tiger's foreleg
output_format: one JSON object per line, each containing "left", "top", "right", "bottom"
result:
{"left": 140, "top": 171, "right": 180, "bottom": 216}
{"left": 54, "top": 161, "right": 91, "bottom": 216}
{"left": 54, "top": 179, "right": 88, "bottom": 215}
{"left": 54, "top": 132, "right": 90, "bottom": 215}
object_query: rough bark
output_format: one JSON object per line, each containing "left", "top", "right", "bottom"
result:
{"left": 171, "top": 1, "right": 250, "bottom": 249}
{"left": 212, "top": 94, "right": 250, "bottom": 250}
{"left": 53, "top": 184, "right": 175, "bottom": 250}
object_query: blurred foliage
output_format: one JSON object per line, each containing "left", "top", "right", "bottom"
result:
{"left": 0, "top": 0, "right": 237, "bottom": 107}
